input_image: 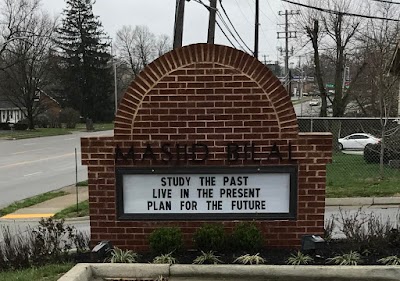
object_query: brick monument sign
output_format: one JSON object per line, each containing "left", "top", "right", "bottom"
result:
{"left": 81, "top": 44, "right": 332, "bottom": 250}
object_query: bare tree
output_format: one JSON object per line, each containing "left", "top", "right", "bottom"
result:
{"left": 115, "top": 25, "right": 171, "bottom": 77}
{"left": 0, "top": 0, "right": 42, "bottom": 69}
{"left": 0, "top": 0, "right": 56, "bottom": 129}
{"left": 296, "top": 0, "right": 366, "bottom": 117}
{"left": 356, "top": 1, "right": 400, "bottom": 176}
{"left": 155, "top": 34, "right": 172, "bottom": 57}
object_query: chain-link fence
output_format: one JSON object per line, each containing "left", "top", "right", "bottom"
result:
{"left": 298, "top": 117, "right": 400, "bottom": 198}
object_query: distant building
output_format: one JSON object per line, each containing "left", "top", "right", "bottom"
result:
{"left": 0, "top": 90, "right": 61, "bottom": 124}
{"left": 0, "top": 98, "right": 24, "bottom": 124}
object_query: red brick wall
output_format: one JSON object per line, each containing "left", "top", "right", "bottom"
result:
{"left": 81, "top": 44, "right": 332, "bottom": 251}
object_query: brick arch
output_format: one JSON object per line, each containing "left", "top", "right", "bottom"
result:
{"left": 114, "top": 44, "right": 298, "bottom": 140}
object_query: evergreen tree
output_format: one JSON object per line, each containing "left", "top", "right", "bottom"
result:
{"left": 56, "top": 0, "right": 113, "bottom": 122}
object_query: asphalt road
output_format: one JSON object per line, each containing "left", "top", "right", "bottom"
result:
{"left": 0, "top": 130, "right": 113, "bottom": 208}
{"left": 293, "top": 97, "right": 322, "bottom": 117}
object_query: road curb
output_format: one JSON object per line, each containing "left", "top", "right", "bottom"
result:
{"left": 326, "top": 197, "right": 400, "bottom": 206}
{"left": 59, "top": 263, "right": 400, "bottom": 281}
{"left": 0, "top": 216, "right": 90, "bottom": 223}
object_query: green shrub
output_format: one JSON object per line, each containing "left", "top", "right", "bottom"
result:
{"left": 14, "top": 122, "right": 28, "bottom": 130}
{"left": 231, "top": 222, "right": 263, "bottom": 252}
{"left": 0, "top": 122, "right": 11, "bottom": 130}
{"left": 149, "top": 227, "right": 183, "bottom": 255}
{"left": 193, "top": 224, "right": 226, "bottom": 252}
{"left": 35, "top": 114, "right": 50, "bottom": 128}
{"left": 59, "top": 107, "right": 80, "bottom": 129}
{"left": 30, "top": 218, "right": 83, "bottom": 265}
{"left": 0, "top": 218, "right": 89, "bottom": 270}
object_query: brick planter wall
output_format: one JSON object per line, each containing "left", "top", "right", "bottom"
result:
{"left": 81, "top": 44, "right": 332, "bottom": 251}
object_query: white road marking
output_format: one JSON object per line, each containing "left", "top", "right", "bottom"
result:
{"left": 64, "top": 138, "right": 75, "bottom": 141}
{"left": 23, "top": 172, "right": 43, "bottom": 177}
{"left": 22, "top": 143, "right": 37, "bottom": 146}
{"left": 12, "top": 148, "right": 48, "bottom": 155}
{"left": 0, "top": 153, "right": 75, "bottom": 169}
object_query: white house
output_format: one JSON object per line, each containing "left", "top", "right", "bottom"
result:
{"left": 0, "top": 98, "right": 24, "bottom": 124}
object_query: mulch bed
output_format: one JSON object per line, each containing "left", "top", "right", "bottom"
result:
{"left": 77, "top": 239, "right": 400, "bottom": 266}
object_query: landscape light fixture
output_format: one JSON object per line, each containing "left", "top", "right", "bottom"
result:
{"left": 91, "top": 240, "right": 113, "bottom": 261}
{"left": 301, "top": 235, "right": 325, "bottom": 252}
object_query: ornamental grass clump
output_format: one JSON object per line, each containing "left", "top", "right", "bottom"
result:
{"left": 193, "top": 251, "right": 223, "bottom": 264}
{"left": 153, "top": 252, "right": 178, "bottom": 264}
{"left": 378, "top": 255, "right": 400, "bottom": 265}
{"left": 234, "top": 253, "right": 266, "bottom": 265}
{"left": 327, "top": 251, "right": 362, "bottom": 266}
{"left": 286, "top": 251, "right": 314, "bottom": 265}
{"left": 105, "top": 247, "right": 138, "bottom": 263}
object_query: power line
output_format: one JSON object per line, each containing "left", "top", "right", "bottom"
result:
{"left": 370, "top": 0, "right": 400, "bottom": 5}
{"left": 282, "top": 0, "right": 400, "bottom": 22}
{"left": 190, "top": 0, "right": 250, "bottom": 52}
{"left": 218, "top": 0, "right": 253, "bottom": 53}
{"left": 232, "top": 0, "right": 275, "bottom": 54}
{"left": 262, "top": 0, "right": 280, "bottom": 23}
{"left": 216, "top": 12, "right": 250, "bottom": 53}
{"left": 215, "top": 20, "right": 237, "bottom": 48}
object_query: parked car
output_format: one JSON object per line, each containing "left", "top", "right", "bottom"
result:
{"left": 338, "top": 133, "right": 380, "bottom": 150}
{"left": 309, "top": 98, "right": 320, "bottom": 106}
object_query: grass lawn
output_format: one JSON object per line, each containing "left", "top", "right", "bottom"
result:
{"left": 326, "top": 153, "right": 400, "bottom": 197}
{"left": 54, "top": 200, "right": 89, "bottom": 219}
{"left": 0, "top": 263, "right": 74, "bottom": 281}
{"left": 0, "top": 122, "right": 114, "bottom": 140}
{"left": 0, "top": 191, "right": 67, "bottom": 217}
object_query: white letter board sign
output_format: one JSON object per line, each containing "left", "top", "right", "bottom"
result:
{"left": 116, "top": 166, "right": 297, "bottom": 220}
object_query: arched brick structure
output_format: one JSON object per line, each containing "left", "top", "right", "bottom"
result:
{"left": 81, "top": 44, "right": 332, "bottom": 250}
{"left": 114, "top": 44, "right": 297, "bottom": 140}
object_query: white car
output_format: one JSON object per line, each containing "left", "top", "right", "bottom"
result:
{"left": 338, "top": 133, "right": 380, "bottom": 150}
{"left": 309, "top": 99, "right": 320, "bottom": 106}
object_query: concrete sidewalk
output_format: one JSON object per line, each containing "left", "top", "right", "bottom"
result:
{"left": 0, "top": 185, "right": 88, "bottom": 220}
{"left": 0, "top": 186, "right": 399, "bottom": 220}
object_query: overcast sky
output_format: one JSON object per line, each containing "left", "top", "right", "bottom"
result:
{"left": 41, "top": 0, "right": 295, "bottom": 64}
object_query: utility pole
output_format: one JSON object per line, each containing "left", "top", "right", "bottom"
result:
{"left": 173, "top": 0, "right": 186, "bottom": 49}
{"left": 277, "top": 10, "right": 299, "bottom": 96}
{"left": 109, "top": 39, "right": 118, "bottom": 115}
{"left": 263, "top": 54, "right": 268, "bottom": 65}
{"left": 254, "top": 0, "right": 259, "bottom": 59}
{"left": 285, "top": 11, "right": 289, "bottom": 80}
{"left": 207, "top": 0, "right": 217, "bottom": 44}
